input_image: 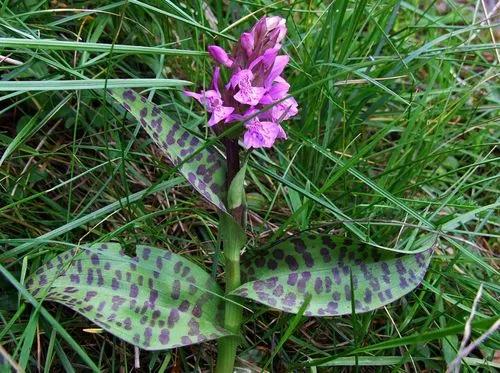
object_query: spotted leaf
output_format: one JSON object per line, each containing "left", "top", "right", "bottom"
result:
{"left": 233, "top": 235, "right": 433, "bottom": 316}
{"left": 109, "top": 88, "right": 227, "bottom": 211}
{"left": 26, "top": 243, "right": 229, "bottom": 350}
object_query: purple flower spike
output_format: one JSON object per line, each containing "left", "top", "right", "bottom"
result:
{"left": 185, "top": 16, "right": 298, "bottom": 149}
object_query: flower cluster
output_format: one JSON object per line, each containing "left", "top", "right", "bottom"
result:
{"left": 185, "top": 16, "right": 298, "bottom": 149}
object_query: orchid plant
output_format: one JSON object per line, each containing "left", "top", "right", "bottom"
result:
{"left": 27, "top": 16, "right": 433, "bottom": 372}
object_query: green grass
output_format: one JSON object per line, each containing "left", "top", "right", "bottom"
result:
{"left": 1, "top": 0, "right": 499, "bottom": 371}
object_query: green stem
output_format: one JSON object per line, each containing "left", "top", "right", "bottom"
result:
{"left": 215, "top": 139, "right": 244, "bottom": 373}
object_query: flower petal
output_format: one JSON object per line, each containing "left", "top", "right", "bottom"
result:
{"left": 265, "top": 55, "right": 289, "bottom": 87}
{"left": 234, "top": 86, "right": 266, "bottom": 106}
{"left": 208, "top": 105, "right": 234, "bottom": 126}
{"left": 230, "top": 69, "right": 253, "bottom": 87}
{"left": 271, "top": 96, "right": 298, "bottom": 122}
{"left": 212, "top": 67, "right": 222, "bottom": 93}
{"left": 267, "top": 79, "right": 290, "bottom": 100}
{"left": 184, "top": 90, "right": 203, "bottom": 103}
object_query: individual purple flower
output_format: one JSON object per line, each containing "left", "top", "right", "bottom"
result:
{"left": 185, "top": 16, "right": 298, "bottom": 148}
{"left": 229, "top": 69, "right": 266, "bottom": 106}
{"left": 184, "top": 67, "right": 234, "bottom": 126}
{"left": 242, "top": 112, "right": 286, "bottom": 149}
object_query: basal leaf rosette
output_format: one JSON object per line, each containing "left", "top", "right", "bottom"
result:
{"left": 27, "top": 243, "right": 229, "bottom": 350}
{"left": 233, "top": 235, "right": 433, "bottom": 316}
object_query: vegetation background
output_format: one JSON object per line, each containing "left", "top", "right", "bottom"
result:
{"left": 0, "top": 0, "right": 498, "bottom": 371}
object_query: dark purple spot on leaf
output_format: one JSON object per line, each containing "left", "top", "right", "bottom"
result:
{"left": 253, "top": 281, "right": 265, "bottom": 291}
{"left": 320, "top": 247, "right": 331, "bottom": 262}
{"left": 84, "top": 290, "right": 97, "bottom": 302}
{"left": 303, "top": 252, "right": 314, "bottom": 267}
{"left": 155, "top": 256, "right": 163, "bottom": 270}
{"left": 96, "top": 269, "right": 104, "bottom": 286}
{"left": 255, "top": 256, "right": 265, "bottom": 268}
{"left": 90, "top": 254, "right": 99, "bottom": 265}
{"left": 181, "top": 266, "right": 190, "bottom": 277}
{"left": 174, "top": 261, "right": 182, "bottom": 274}
{"left": 192, "top": 303, "right": 202, "bottom": 318}
{"left": 273, "top": 248, "right": 284, "bottom": 260}
{"left": 179, "top": 300, "right": 190, "bottom": 312}
{"left": 285, "top": 255, "right": 298, "bottom": 271}
{"left": 124, "top": 317, "right": 132, "bottom": 330}
{"left": 188, "top": 318, "right": 200, "bottom": 336}
{"left": 287, "top": 273, "right": 298, "bottom": 286}
{"left": 144, "top": 327, "right": 152, "bottom": 346}
{"left": 364, "top": 288, "right": 372, "bottom": 303}
{"left": 123, "top": 90, "right": 136, "bottom": 101}
{"left": 171, "top": 280, "right": 180, "bottom": 300}
{"left": 399, "top": 277, "right": 409, "bottom": 289}
{"left": 267, "top": 259, "right": 277, "bottom": 270}
{"left": 344, "top": 285, "right": 351, "bottom": 301}
{"left": 314, "top": 278, "right": 323, "bottom": 294}
{"left": 385, "top": 289, "right": 393, "bottom": 299}
{"left": 292, "top": 238, "right": 306, "bottom": 253}
{"left": 326, "top": 301, "right": 338, "bottom": 315}
{"left": 168, "top": 309, "right": 180, "bottom": 328}
{"left": 148, "top": 289, "right": 159, "bottom": 308}
{"left": 159, "top": 329, "right": 170, "bottom": 345}
{"left": 86, "top": 269, "right": 94, "bottom": 285}
{"left": 396, "top": 259, "right": 407, "bottom": 275}
{"left": 283, "top": 293, "right": 296, "bottom": 307}
{"left": 265, "top": 277, "right": 278, "bottom": 288}
{"left": 273, "top": 284, "right": 284, "bottom": 297}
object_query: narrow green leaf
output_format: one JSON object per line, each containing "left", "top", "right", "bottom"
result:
{"left": 26, "top": 244, "right": 229, "bottom": 350}
{"left": 307, "top": 316, "right": 499, "bottom": 367}
{"left": 0, "top": 37, "right": 206, "bottom": 56}
{"left": 0, "top": 79, "right": 188, "bottom": 92}
{"left": 233, "top": 235, "right": 433, "bottom": 316}
{"left": 108, "top": 88, "right": 227, "bottom": 211}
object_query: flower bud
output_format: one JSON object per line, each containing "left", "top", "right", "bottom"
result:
{"left": 240, "top": 32, "right": 254, "bottom": 56}
{"left": 207, "top": 45, "right": 233, "bottom": 67}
